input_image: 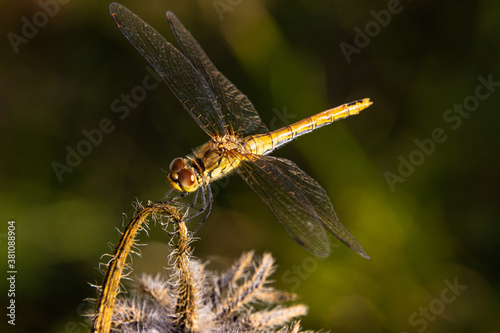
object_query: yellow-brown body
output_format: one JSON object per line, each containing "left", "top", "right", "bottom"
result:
{"left": 171, "top": 98, "right": 372, "bottom": 192}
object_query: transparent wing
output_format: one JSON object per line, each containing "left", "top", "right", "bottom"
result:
{"left": 236, "top": 154, "right": 369, "bottom": 258}
{"left": 166, "top": 11, "right": 268, "bottom": 136}
{"left": 110, "top": 3, "right": 227, "bottom": 137}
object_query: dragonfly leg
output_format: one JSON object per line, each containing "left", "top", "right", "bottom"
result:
{"left": 162, "top": 187, "right": 190, "bottom": 204}
{"left": 163, "top": 185, "right": 213, "bottom": 233}
{"left": 190, "top": 185, "right": 213, "bottom": 234}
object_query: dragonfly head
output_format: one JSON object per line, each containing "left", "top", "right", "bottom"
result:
{"left": 167, "top": 157, "right": 200, "bottom": 193}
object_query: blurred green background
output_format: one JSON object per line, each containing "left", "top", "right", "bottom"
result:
{"left": 1, "top": 0, "right": 499, "bottom": 332}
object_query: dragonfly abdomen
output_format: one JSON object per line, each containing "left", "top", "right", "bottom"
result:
{"left": 244, "top": 98, "right": 372, "bottom": 156}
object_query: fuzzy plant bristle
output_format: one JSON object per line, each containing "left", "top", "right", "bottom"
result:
{"left": 110, "top": 251, "right": 312, "bottom": 332}
{"left": 89, "top": 202, "right": 318, "bottom": 332}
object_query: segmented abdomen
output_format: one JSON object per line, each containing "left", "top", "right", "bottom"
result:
{"left": 244, "top": 98, "right": 372, "bottom": 156}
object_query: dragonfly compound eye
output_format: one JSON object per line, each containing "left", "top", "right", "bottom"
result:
{"left": 169, "top": 157, "right": 184, "bottom": 173}
{"left": 178, "top": 169, "right": 196, "bottom": 189}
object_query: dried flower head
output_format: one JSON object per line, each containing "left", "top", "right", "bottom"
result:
{"left": 112, "top": 251, "right": 313, "bottom": 332}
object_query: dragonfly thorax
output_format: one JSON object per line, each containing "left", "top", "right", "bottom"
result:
{"left": 194, "top": 138, "right": 244, "bottom": 182}
{"left": 166, "top": 137, "right": 243, "bottom": 193}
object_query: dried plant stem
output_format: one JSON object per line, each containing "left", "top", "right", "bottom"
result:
{"left": 92, "top": 202, "right": 182, "bottom": 333}
{"left": 173, "top": 221, "right": 199, "bottom": 331}
{"left": 89, "top": 202, "right": 315, "bottom": 332}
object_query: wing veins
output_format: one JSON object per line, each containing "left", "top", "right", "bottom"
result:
{"left": 110, "top": 3, "right": 227, "bottom": 137}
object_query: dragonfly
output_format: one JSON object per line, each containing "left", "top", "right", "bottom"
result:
{"left": 110, "top": 3, "right": 372, "bottom": 258}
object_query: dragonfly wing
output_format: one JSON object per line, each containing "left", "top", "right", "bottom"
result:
{"left": 166, "top": 11, "right": 268, "bottom": 136}
{"left": 110, "top": 3, "right": 227, "bottom": 137}
{"left": 237, "top": 154, "right": 369, "bottom": 258}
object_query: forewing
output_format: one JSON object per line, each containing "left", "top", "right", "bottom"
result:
{"left": 166, "top": 11, "right": 268, "bottom": 136}
{"left": 237, "top": 154, "right": 368, "bottom": 258}
{"left": 110, "top": 3, "right": 227, "bottom": 137}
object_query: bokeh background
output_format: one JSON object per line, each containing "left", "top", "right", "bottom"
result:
{"left": 1, "top": 0, "right": 499, "bottom": 332}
